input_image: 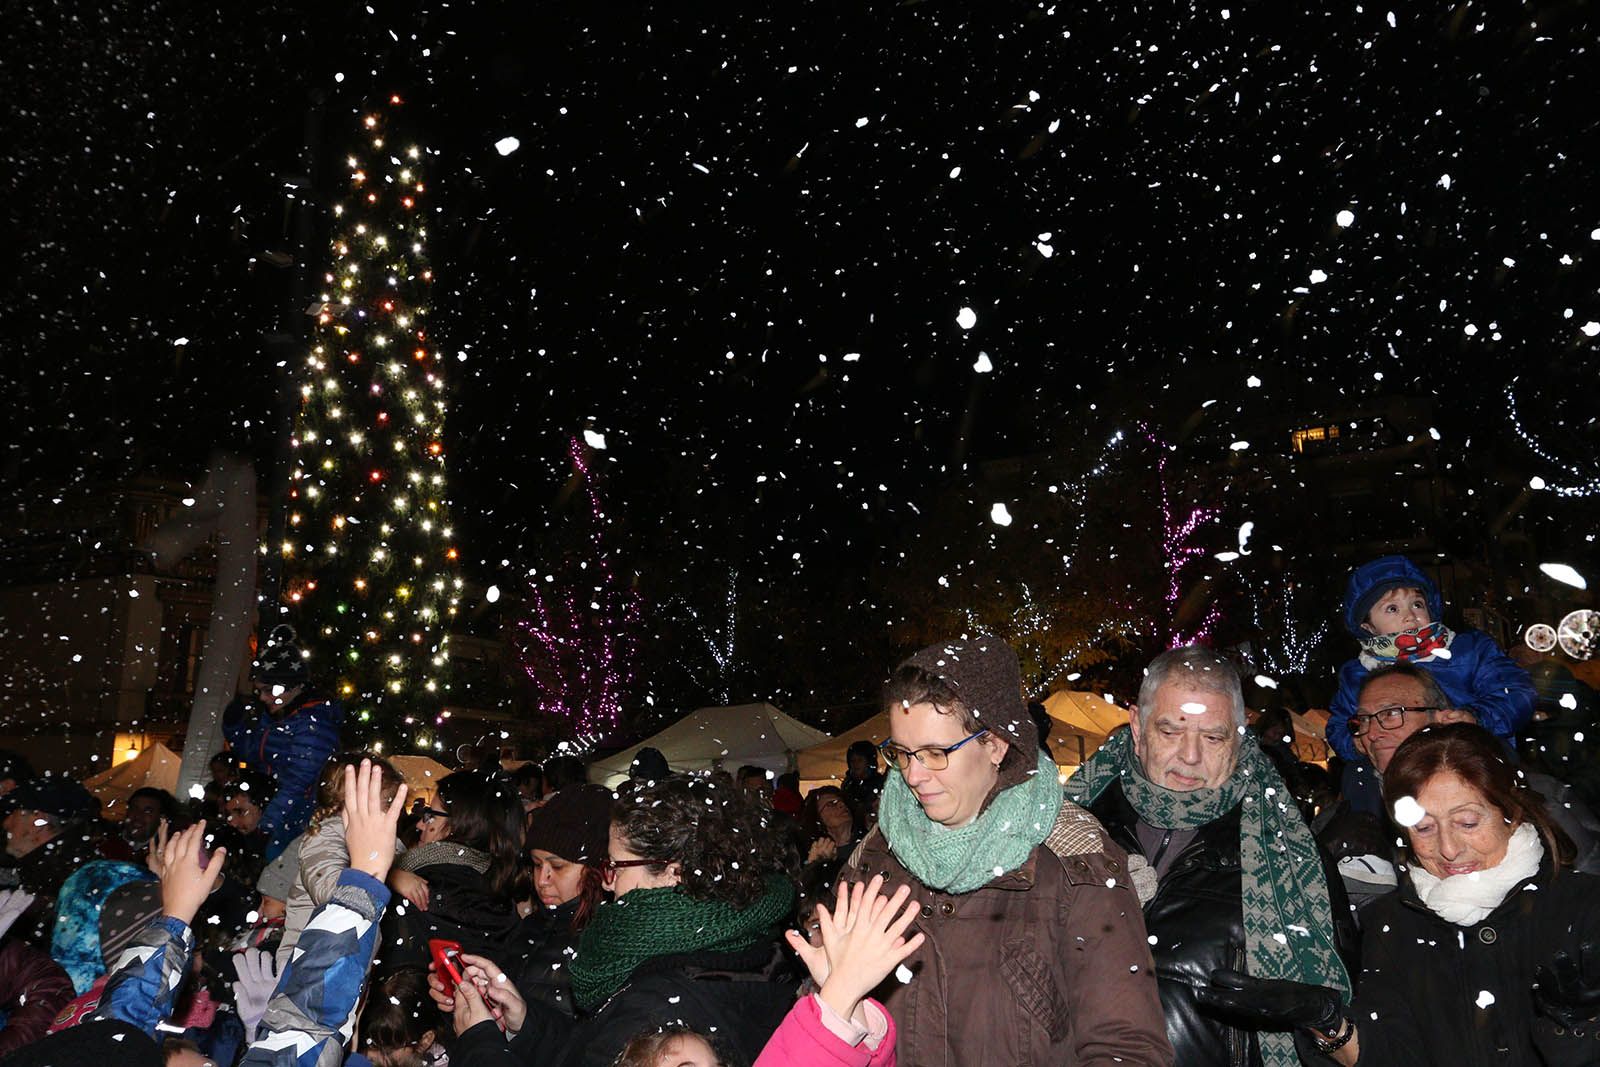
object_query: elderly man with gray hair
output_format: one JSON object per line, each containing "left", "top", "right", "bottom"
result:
{"left": 1068, "top": 646, "right": 1359, "bottom": 1067}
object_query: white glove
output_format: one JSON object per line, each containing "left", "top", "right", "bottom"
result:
{"left": 0, "top": 889, "right": 37, "bottom": 940}
{"left": 231, "top": 947, "right": 279, "bottom": 1041}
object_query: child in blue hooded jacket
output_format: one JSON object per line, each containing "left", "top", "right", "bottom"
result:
{"left": 1328, "top": 555, "right": 1536, "bottom": 767}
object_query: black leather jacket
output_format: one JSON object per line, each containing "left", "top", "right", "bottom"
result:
{"left": 1091, "top": 781, "right": 1359, "bottom": 1067}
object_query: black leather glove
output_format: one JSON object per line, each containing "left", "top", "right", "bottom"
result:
{"left": 1534, "top": 942, "right": 1600, "bottom": 1029}
{"left": 1193, "top": 968, "right": 1344, "bottom": 1032}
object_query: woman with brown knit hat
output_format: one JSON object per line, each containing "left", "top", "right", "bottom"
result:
{"left": 840, "top": 637, "right": 1172, "bottom": 1067}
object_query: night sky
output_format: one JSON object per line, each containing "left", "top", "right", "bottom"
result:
{"left": 4, "top": 1, "right": 1598, "bottom": 717}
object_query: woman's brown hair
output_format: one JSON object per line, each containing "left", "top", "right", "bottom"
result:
{"left": 1382, "top": 722, "right": 1574, "bottom": 870}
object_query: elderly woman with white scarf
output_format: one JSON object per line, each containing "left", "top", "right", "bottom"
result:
{"left": 1193, "top": 722, "right": 1600, "bottom": 1066}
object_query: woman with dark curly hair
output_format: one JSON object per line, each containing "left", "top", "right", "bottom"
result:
{"left": 432, "top": 774, "right": 798, "bottom": 1067}
{"left": 798, "top": 785, "right": 863, "bottom": 868}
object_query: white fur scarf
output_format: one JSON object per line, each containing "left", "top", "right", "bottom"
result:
{"left": 1408, "top": 822, "right": 1544, "bottom": 926}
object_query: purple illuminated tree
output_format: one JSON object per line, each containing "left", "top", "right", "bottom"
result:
{"left": 1144, "top": 430, "right": 1221, "bottom": 647}
{"left": 512, "top": 437, "right": 642, "bottom": 735}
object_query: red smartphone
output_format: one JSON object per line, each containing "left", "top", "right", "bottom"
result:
{"left": 429, "top": 939, "right": 465, "bottom": 995}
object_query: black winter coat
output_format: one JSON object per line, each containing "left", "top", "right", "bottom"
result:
{"left": 504, "top": 899, "right": 582, "bottom": 1017}
{"left": 453, "top": 942, "right": 796, "bottom": 1067}
{"left": 380, "top": 858, "right": 521, "bottom": 973}
{"left": 1092, "top": 782, "right": 1359, "bottom": 1067}
{"left": 1340, "top": 861, "right": 1600, "bottom": 1067}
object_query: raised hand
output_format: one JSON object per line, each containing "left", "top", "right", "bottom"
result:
{"left": 1193, "top": 969, "right": 1344, "bottom": 1032}
{"left": 158, "top": 820, "right": 227, "bottom": 927}
{"left": 230, "top": 948, "right": 278, "bottom": 1041}
{"left": 785, "top": 874, "right": 926, "bottom": 1025}
{"left": 145, "top": 818, "right": 169, "bottom": 876}
{"left": 343, "top": 759, "right": 407, "bottom": 880}
{"left": 1534, "top": 942, "right": 1600, "bottom": 1029}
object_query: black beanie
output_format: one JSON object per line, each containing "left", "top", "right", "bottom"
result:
{"left": 253, "top": 623, "right": 310, "bottom": 685}
{"left": 525, "top": 783, "right": 613, "bottom": 866}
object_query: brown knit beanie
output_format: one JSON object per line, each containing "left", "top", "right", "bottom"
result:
{"left": 900, "top": 638, "right": 1039, "bottom": 762}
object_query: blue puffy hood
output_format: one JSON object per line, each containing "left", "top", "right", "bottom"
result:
{"left": 1342, "top": 555, "right": 1443, "bottom": 637}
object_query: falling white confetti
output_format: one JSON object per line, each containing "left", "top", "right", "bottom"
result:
{"left": 1392, "top": 796, "right": 1426, "bottom": 827}
{"left": 1335, "top": 209, "right": 1355, "bottom": 227}
{"left": 1180, "top": 701, "right": 1208, "bottom": 714}
{"left": 1582, "top": 321, "right": 1600, "bottom": 337}
{"left": 1529, "top": 476, "right": 1547, "bottom": 490}
{"left": 956, "top": 307, "right": 978, "bottom": 330}
{"left": 1539, "top": 563, "right": 1587, "bottom": 590}
{"left": 1438, "top": 173, "right": 1452, "bottom": 189}
{"left": 973, "top": 352, "right": 994, "bottom": 373}
{"left": 486, "top": 585, "right": 501, "bottom": 604}
{"left": 1560, "top": 693, "right": 1578, "bottom": 710}
{"left": 1246, "top": 375, "right": 1262, "bottom": 388}
{"left": 1308, "top": 269, "right": 1328, "bottom": 284}
{"left": 896, "top": 964, "right": 914, "bottom": 984}
{"left": 990, "top": 503, "right": 1013, "bottom": 526}
{"left": 582, "top": 429, "right": 608, "bottom": 450}
{"left": 1476, "top": 990, "right": 1495, "bottom": 1009}
{"left": 493, "top": 136, "right": 521, "bottom": 157}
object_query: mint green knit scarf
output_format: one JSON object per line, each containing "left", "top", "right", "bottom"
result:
{"left": 1066, "top": 729, "right": 1350, "bottom": 1067}
{"left": 878, "top": 750, "right": 1064, "bottom": 894}
{"left": 569, "top": 874, "right": 795, "bottom": 1012}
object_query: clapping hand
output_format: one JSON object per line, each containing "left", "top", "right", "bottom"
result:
{"left": 1193, "top": 969, "right": 1344, "bottom": 1033}
{"left": 1534, "top": 942, "right": 1600, "bottom": 1029}
{"left": 157, "top": 821, "right": 227, "bottom": 928}
{"left": 784, "top": 874, "right": 926, "bottom": 1025}
{"left": 145, "top": 818, "right": 169, "bottom": 876}
{"left": 343, "top": 759, "right": 407, "bottom": 881}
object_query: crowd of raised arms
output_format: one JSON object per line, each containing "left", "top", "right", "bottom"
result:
{"left": 0, "top": 553, "right": 1597, "bottom": 1067}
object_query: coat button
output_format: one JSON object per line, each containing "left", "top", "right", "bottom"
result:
{"left": 920, "top": 903, "right": 934, "bottom": 918}
{"left": 1478, "top": 927, "right": 1498, "bottom": 945}
{"left": 1073, "top": 859, "right": 1090, "bottom": 872}
{"left": 939, "top": 902, "right": 954, "bottom": 915}
{"left": 1105, "top": 859, "right": 1121, "bottom": 874}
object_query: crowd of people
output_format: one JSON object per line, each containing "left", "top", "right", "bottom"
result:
{"left": 0, "top": 554, "right": 1598, "bottom": 1066}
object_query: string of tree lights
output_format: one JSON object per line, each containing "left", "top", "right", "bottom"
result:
{"left": 513, "top": 436, "right": 643, "bottom": 736}
{"left": 279, "top": 95, "right": 461, "bottom": 747}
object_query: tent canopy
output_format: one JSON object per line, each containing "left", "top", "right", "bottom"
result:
{"left": 798, "top": 691, "right": 1121, "bottom": 790}
{"left": 589, "top": 703, "right": 830, "bottom": 787}
{"left": 84, "top": 743, "right": 182, "bottom": 818}
{"left": 387, "top": 755, "right": 455, "bottom": 803}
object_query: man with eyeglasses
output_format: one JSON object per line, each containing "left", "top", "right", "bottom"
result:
{"left": 839, "top": 638, "right": 1171, "bottom": 1067}
{"left": 1348, "top": 664, "right": 1599, "bottom": 876}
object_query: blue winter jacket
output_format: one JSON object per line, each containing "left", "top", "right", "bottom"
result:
{"left": 94, "top": 869, "right": 390, "bottom": 1067}
{"left": 224, "top": 690, "right": 345, "bottom": 861}
{"left": 1328, "top": 556, "right": 1536, "bottom": 761}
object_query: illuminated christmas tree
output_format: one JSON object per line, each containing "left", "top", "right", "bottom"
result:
{"left": 280, "top": 96, "right": 461, "bottom": 745}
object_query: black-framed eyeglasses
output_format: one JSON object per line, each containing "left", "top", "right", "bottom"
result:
{"left": 1349, "top": 705, "right": 1438, "bottom": 737}
{"left": 419, "top": 807, "right": 449, "bottom": 822}
{"left": 879, "top": 729, "right": 989, "bottom": 772}
{"left": 600, "top": 857, "right": 659, "bottom": 881}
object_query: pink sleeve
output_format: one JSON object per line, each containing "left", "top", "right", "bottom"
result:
{"left": 753, "top": 995, "right": 897, "bottom": 1067}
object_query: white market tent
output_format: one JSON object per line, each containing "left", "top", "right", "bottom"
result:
{"left": 387, "top": 755, "right": 455, "bottom": 804}
{"left": 589, "top": 703, "right": 830, "bottom": 788}
{"left": 85, "top": 743, "right": 183, "bottom": 817}
{"left": 798, "top": 690, "right": 1125, "bottom": 791}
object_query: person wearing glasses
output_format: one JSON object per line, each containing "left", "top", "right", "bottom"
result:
{"left": 1327, "top": 555, "right": 1536, "bottom": 817}
{"left": 431, "top": 773, "right": 797, "bottom": 1067}
{"left": 1343, "top": 665, "right": 1599, "bottom": 878}
{"left": 381, "top": 770, "right": 525, "bottom": 972}
{"left": 839, "top": 638, "right": 1172, "bottom": 1067}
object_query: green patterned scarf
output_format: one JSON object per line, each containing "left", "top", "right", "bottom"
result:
{"left": 1066, "top": 729, "right": 1350, "bottom": 1067}
{"left": 878, "top": 750, "right": 1065, "bottom": 894}
{"left": 569, "top": 874, "right": 795, "bottom": 1011}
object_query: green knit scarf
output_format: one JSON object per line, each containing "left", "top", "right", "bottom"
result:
{"left": 569, "top": 874, "right": 795, "bottom": 1012}
{"left": 1066, "top": 729, "right": 1350, "bottom": 1067}
{"left": 878, "top": 750, "right": 1064, "bottom": 894}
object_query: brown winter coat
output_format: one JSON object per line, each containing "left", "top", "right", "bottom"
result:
{"left": 842, "top": 800, "right": 1174, "bottom": 1067}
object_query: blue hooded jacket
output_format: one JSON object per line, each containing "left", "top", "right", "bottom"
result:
{"left": 1327, "top": 555, "right": 1536, "bottom": 761}
{"left": 224, "top": 689, "right": 345, "bottom": 861}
